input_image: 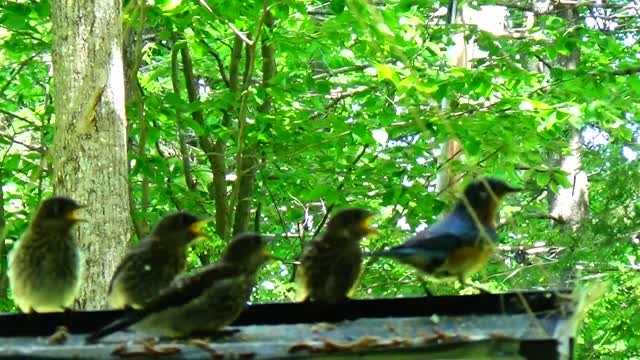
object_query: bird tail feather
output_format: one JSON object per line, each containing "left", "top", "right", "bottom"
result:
{"left": 85, "top": 311, "right": 145, "bottom": 344}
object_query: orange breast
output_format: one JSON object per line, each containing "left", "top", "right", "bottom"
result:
{"left": 439, "top": 242, "right": 495, "bottom": 280}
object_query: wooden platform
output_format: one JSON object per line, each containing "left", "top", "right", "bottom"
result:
{"left": 0, "top": 291, "right": 576, "bottom": 359}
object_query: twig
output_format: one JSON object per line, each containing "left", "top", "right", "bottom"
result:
{"left": 198, "top": 39, "right": 231, "bottom": 87}
{"left": 0, "top": 50, "right": 45, "bottom": 97}
{"left": 311, "top": 144, "right": 371, "bottom": 239}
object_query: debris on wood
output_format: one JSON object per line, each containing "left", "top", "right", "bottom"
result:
{"left": 289, "top": 335, "right": 412, "bottom": 354}
{"left": 47, "top": 325, "right": 70, "bottom": 345}
{"left": 111, "top": 340, "right": 182, "bottom": 358}
{"left": 310, "top": 322, "right": 337, "bottom": 333}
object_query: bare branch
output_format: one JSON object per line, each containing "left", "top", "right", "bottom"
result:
{"left": 310, "top": 85, "right": 375, "bottom": 120}
{"left": 172, "top": 34, "right": 197, "bottom": 192}
{"left": 312, "top": 64, "right": 372, "bottom": 80}
{"left": 311, "top": 144, "right": 371, "bottom": 239}
{"left": 198, "top": 39, "right": 231, "bottom": 88}
{"left": 0, "top": 50, "right": 45, "bottom": 98}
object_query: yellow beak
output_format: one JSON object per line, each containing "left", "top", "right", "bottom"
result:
{"left": 66, "top": 206, "right": 87, "bottom": 222}
{"left": 362, "top": 215, "right": 380, "bottom": 236}
{"left": 189, "top": 218, "right": 213, "bottom": 237}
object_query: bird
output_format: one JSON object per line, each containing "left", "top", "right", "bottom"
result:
{"left": 372, "top": 178, "right": 521, "bottom": 291}
{"left": 8, "top": 196, "right": 85, "bottom": 313}
{"left": 295, "top": 208, "right": 378, "bottom": 304}
{"left": 107, "top": 212, "right": 211, "bottom": 310}
{"left": 86, "top": 232, "right": 275, "bottom": 343}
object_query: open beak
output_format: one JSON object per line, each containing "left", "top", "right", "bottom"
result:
{"left": 66, "top": 205, "right": 87, "bottom": 222}
{"left": 361, "top": 215, "right": 380, "bottom": 236}
{"left": 189, "top": 218, "right": 213, "bottom": 237}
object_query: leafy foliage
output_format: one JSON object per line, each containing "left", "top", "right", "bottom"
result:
{"left": 1, "top": 0, "right": 640, "bottom": 358}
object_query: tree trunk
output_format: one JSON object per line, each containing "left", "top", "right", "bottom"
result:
{"left": 232, "top": 10, "right": 275, "bottom": 236}
{"left": 546, "top": 5, "right": 589, "bottom": 228}
{"left": 547, "top": 134, "right": 590, "bottom": 226}
{"left": 51, "top": 0, "right": 131, "bottom": 310}
{"left": 0, "top": 176, "right": 8, "bottom": 299}
{"left": 123, "top": 22, "right": 150, "bottom": 239}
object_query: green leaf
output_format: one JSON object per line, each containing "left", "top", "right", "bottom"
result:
{"left": 535, "top": 171, "right": 550, "bottom": 186}
{"left": 161, "top": 0, "right": 183, "bottom": 11}
{"left": 329, "top": 0, "right": 346, "bottom": 14}
{"left": 376, "top": 64, "right": 394, "bottom": 81}
{"left": 552, "top": 170, "right": 571, "bottom": 188}
{"left": 0, "top": 4, "right": 30, "bottom": 30}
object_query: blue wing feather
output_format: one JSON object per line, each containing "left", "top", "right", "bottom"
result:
{"left": 382, "top": 207, "right": 497, "bottom": 263}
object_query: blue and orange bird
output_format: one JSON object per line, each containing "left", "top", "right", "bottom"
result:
{"left": 374, "top": 178, "right": 521, "bottom": 291}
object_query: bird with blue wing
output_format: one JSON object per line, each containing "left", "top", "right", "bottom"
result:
{"left": 372, "top": 178, "right": 521, "bottom": 293}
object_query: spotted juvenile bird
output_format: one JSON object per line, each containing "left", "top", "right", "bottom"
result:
{"left": 295, "top": 208, "right": 378, "bottom": 304}
{"left": 8, "top": 196, "right": 85, "bottom": 313}
{"left": 107, "top": 212, "right": 210, "bottom": 310}
{"left": 373, "top": 178, "right": 521, "bottom": 289}
{"left": 86, "top": 233, "right": 274, "bottom": 343}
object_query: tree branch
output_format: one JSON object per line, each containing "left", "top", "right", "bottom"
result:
{"left": 310, "top": 85, "right": 375, "bottom": 121}
{"left": 312, "top": 64, "right": 372, "bottom": 81}
{"left": 172, "top": 33, "right": 197, "bottom": 193}
{"left": 311, "top": 144, "right": 371, "bottom": 240}
{"left": 232, "top": 6, "right": 276, "bottom": 236}
{"left": 0, "top": 50, "right": 45, "bottom": 97}
{"left": 228, "top": 4, "right": 269, "bottom": 236}
{"left": 197, "top": 39, "right": 231, "bottom": 88}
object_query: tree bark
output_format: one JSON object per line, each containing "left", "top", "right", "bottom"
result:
{"left": 51, "top": 0, "right": 131, "bottom": 310}
{"left": 232, "top": 9, "right": 275, "bottom": 236}
{"left": 546, "top": 4, "right": 589, "bottom": 228}
{"left": 123, "top": 15, "right": 150, "bottom": 239}
{"left": 0, "top": 173, "right": 7, "bottom": 299}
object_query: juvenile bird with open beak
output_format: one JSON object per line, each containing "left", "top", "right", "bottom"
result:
{"left": 107, "top": 212, "right": 210, "bottom": 310}
{"left": 87, "top": 232, "right": 275, "bottom": 342}
{"left": 372, "top": 178, "right": 521, "bottom": 291}
{"left": 8, "top": 196, "right": 85, "bottom": 313}
{"left": 296, "top": 208, "right": 378, "bottom": 304}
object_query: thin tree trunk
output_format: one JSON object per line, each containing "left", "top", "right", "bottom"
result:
{"left": 539, "top": 5, "right": 588, "bottom": 293}
{"left": 436, "top": 0, "right": 466, "bottom": 201}
{"left": 546, "top": 4, "right": 589, "bottom": 228}
{"left": 232, "top": 9, "right": 275, "bottom": 236}
{"left": 0, "top": 172, "right": 7, "bottom": 298}
{"left": 51, "top": 0, "right": 131, "bottom": 310}
{"left": 123, "top": 11, "right": 150, "bottom": 239}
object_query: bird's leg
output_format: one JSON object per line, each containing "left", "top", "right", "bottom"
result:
{"left": 189, "top": 339, "right": 222, "bottom": 357}
{"left": 416, "top": 274, "right": 433, "bottom": 297}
